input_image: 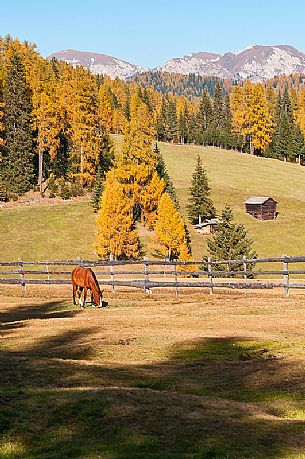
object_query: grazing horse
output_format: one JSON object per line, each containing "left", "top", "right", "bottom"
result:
{"left": 72, "top": 266, "right": 103, "bottom": 307}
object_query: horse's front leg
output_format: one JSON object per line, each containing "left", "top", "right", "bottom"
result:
{"left": 82, "top": 287, "right": 88, "bottom": 308}
{"left": 72, "top": 283, "right": 77, "bottom": 305}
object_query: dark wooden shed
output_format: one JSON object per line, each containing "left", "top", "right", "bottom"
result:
{"left": 245, "top": 196, "right": 277, "bottom": 220}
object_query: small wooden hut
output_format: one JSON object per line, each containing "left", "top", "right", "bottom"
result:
{"left": 194, "top": 218, "right": 221, "bottom": 234}
{"left": 244, "top": 196, "right": 277, "bottom": 220}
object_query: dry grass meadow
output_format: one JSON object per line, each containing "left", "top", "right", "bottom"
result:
{"left": 2, "top": 143, "right": 305, "bottom": 457}
{"left": 1, "top": 286, "right": 305, "bottom": 458}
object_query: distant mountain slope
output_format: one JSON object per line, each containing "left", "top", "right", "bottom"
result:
{"left": 48, "top": 45, "right": 305, "bottom": 82}
{"left": 158, "top": 45, "right": 305, "bottom": 82}
{"left": 48, "top": 49, "right": 145, "bottom": 79}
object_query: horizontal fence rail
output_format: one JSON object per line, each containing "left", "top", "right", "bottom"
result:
{"left": 1, "top": 255, "right": 305, "bottom": 296}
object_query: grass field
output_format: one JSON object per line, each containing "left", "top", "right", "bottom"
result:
{"left": 1, "top": 289, "right": 305, "bottom": 458}
{"left": 1, "top": 142, "right": 305, "bottom": 261}
{"left": 0, "top": 200, "right": 96, "bottom": 261}
{"left": 159, "top": 143, "right": 305, "bottom": 260}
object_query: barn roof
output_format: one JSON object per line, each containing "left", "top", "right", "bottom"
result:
{"left": 194, "top": 218, "right": 221, "bottom": 228}
{"left": 244, "top": 196, "right": 276, "bottom": 205}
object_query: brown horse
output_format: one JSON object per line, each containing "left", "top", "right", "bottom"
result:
{"left": 72, "top": 266, "right": 104, "bottom": 307}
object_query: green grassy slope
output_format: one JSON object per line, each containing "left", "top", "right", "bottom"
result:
{"left": 2, "top": 142, "right": 305, "bottom": 261}
{"left": 160, "top": 142, "right": 305, "bottom": 259}
{"left": 0, "top": 201, "right": 96, "bottom": 261}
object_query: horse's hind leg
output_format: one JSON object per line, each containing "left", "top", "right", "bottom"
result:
{"left": 72, "top": 283, "right": 77, "bottom": 305}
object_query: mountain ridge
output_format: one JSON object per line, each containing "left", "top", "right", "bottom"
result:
{"left": 48, "top": 44, "right": 305, "bottom": 82}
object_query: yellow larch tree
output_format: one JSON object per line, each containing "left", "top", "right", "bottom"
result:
{"left": 154, "top": 192, "right": 190, "bottom": 259}
{"left": 112, "top": 108, "right": 125, "bottom": 134}
{"left": 95, "top": 170, "right": 140, "bottom": 259}
{"left": 58, "top": 65, "right": 102, "bottom": 185}
{"left": 31, "top": 59, "right": 61, "bottom": 194}
{"left": 141, "top": 171, "right": 165, "bottom": 228}
{"left": 113, "top": 164, "right": 164, "bottom": 228}
{"left": 231, "top": 81, "right": 273, "bottom": 154}
{"left": 0, "top": 71, "right": 4, "bottom": 150}
{"left": 296, "top": 88, "right": 305, "bottom": 137}
{"left": 120, "top": 93, "right": 156, "bottom": 167}
{"left": 249, "top": 83, "right": 273, "bottom": 153}
{"left": 230, "top": 84, "right": 245, "bottom": 139}
{"left": 98, "top": 85, "right": 112, "bottom": 132}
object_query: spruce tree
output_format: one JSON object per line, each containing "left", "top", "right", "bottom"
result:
{"left": 187, "top": 155, "right": 216, "bottom": 224}
{"left": 196, "top": 89, "right": 213, "bottom": 144}
{"left": 1, "top": 48, "right": 34, "bottom": 195}
{"left": 211, "top": 82, "right": 224, "bottom": 146}
{"left": 91, "top": 167, "right": 104, "bottom": 213}
{"left": 157, "top": 97, "right": 167, "bottom": 141}
{"left": 166, "top": 98, "right": 179, "bottom": 143}
{"left": 269, "top": 89, "right": 299, "bottom": 160}
{"left": 155, "top": 143, "right": 180, "bottom": 209}
{"left": 207, "top": 205, "right": 256, "bottom": 273}
{"left": 222, "top": 94, "right": 233, "bottom": 149}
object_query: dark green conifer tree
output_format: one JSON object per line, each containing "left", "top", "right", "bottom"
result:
{"left": 154, "top": 143, "right": 180, "bottom": 209}
{"left": 166, "top": 98, "right": 179, "bottom": 143}
{"left": 157, "top": 97, "right": 167, "bottom": 141}
{"left": 222, "top": 94, "right": 234, "bottom": 149}
{"left": 196, "top": 89, "right": 213, "bottom": 145}
{"left": 179, "top": 106, "right": 189, "bottom": 144}
{"left": 211, "top": 82, "right": 224, "bottom": 146}
{"left": 91, "top": 167, "right": 104, "bottom": 213}
{"left": 187, "top": 155, "right": 216, "bottom": 224}
{"left": 1, "top": 48, "right": 34, "bottom": 195}
{"left": 207, "top": 205, "right": 256, "bottom": 273}
{"left": 269, "top": 89, "right": 304, "bottom": 161}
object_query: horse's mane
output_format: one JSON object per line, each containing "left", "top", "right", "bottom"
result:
{"left": 88, "top": 268, "right": 101, "bottom": 294}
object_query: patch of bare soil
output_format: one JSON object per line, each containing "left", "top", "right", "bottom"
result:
{"left": 0, "top": 190, "right": 90, "bottom": 209}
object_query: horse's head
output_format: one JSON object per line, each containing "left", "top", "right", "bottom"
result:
{"left": 93, "top": 289, "right": 104, "bottom": 307}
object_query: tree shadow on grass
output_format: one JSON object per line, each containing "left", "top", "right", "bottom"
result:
{"left": 0, "top": 300, "right": 82, "bottom": 332}
{"left": 1, "top": 307, "right": 305, "bottom": 458}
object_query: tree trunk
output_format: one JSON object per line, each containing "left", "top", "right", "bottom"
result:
{"left": 249, "top": 136, "right": 254, "bottom": 155}
{"left": 38, "top": 150, "right": 43, "bottom": 196}
{"left": 80, "top": 145, "right": 84, "bottom": 175}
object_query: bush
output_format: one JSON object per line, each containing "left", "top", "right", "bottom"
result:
{"left": 48, "top": 176, "right": 58, "bottom": 198}
{"left": 59, "top": 182, "right": 72, "bottom": 200}
{"left": 70, "top": 179, "right": 84, "bottom": 197}
{"left": 0, "top": 181, "right": 8, "bottom": 202}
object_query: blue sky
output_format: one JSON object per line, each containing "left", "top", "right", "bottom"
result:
{"left": 1, "top": 0, "right": 305, "bottom": 67}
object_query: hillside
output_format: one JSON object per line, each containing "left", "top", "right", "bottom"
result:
{"left": 2, "top": 143, "right": 305, "bottom": 262}
{"left": 160, "top": 143, "right": 305, "bottom": 260}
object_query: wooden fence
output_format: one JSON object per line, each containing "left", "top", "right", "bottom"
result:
{"left": 2, "top": 255, "right": 305, "bottom": 296}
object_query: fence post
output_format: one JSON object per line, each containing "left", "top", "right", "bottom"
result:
{"left": 110, "top": 254, "right": 115, "bottom": 292}
{"left": 45, "top": 260, "right": 51, "bottom": 289}
{"left": 207, "top": 257, "right": 213, "bottom": 295}
{"left": 174, "top": 262, "right": 179, "bottom": 296}
{"left": 283, "top": 255, "right": 289, "bottom": 297}
{"left": 77, "top": 256, "right": 83, "bottom": 267}
{"left": 45, "top": 260, "right": 50, "bottom": 281}
{"left": 243, "top": 255, "right": 247, "bottom": 280}
{"left": 144, "top": 257, "right": 149, "bottom": 294}
{"left": 18, "top": 257, "right": 26, "bottom": 293}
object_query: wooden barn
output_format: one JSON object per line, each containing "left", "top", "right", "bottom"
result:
{"left": 194, "top": 218, "right": 221, "bottom": 234}
{"left": 245, "top": 196, "right": 277, "bottom": 220}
